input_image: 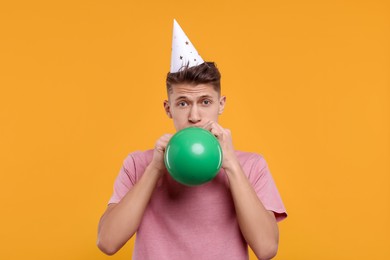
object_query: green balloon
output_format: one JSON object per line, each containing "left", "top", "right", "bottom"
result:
{"left": 164, "top": 127, "right": 223, "bottom": 186}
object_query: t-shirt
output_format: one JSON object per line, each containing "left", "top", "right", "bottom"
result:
{"left": 109, "top": 149, "right": 287, "bottom": 260}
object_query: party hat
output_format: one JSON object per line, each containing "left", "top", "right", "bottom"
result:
{"left": 170, "top": 19, "right": 204, "bottom": 73}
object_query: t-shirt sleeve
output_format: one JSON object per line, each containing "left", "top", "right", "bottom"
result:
{"left": 108, "top": 154, "right": 138, "bottom": 204}
{"left": 248, "top": 154, "right": 287, "bottom": 222}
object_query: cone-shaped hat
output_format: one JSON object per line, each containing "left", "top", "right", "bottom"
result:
{"left": 170, "top": 19, "right": 204, "bottom": 73}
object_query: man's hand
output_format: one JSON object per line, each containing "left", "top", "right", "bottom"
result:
{"left": 149, "top": 134, "right": 173, "bottom": 173}
{"left": 202, "top": 121, "right": 239, "bottom": 171}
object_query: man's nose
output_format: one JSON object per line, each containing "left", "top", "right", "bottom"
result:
{"left": 188, "top": 105, "right": 201, "bottom": 123}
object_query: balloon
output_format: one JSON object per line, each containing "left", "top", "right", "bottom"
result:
{"left": 164, "top": 127, "right": 223, "bottom": 186}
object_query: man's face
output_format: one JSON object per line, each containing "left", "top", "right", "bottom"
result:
{"left": 164, "top": 83, "right": 226, "bottom": 131}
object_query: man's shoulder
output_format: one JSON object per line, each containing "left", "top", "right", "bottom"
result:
{"left": 123, "top": 149, "right": 154, "bottom": 167}
{"left": 235, "top": 150, "right": 271, "bottom": 182}
{"left": 129, "top": 149, "right": 154, "bottom": 158}
{"left": 235, "top": 150, "right": 265, "bottom": 163}
{"left": 235, "top": 150, "right": 269, "bottom": 173}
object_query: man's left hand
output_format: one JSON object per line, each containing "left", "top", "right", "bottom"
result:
{"left": 202, "top": 121, "right": 239, "bottom": 171}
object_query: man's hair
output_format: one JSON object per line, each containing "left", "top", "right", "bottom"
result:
{"left": 166, "top": 62, "right": 221, "bottom": 94}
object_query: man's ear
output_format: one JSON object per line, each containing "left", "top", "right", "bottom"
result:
{"left": 164, "top": 100, "right": 172, "bottom": 118}
{"left": 218, "top": 96, "right": 226, "bottom": 114}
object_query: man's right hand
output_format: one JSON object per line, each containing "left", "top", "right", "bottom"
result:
{"left": 149, "top": 134, "right": 173, "bottom": 173}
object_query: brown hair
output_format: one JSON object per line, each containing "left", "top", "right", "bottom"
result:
{"left": 166, "top": 62, "right": 221, "bottom": 94}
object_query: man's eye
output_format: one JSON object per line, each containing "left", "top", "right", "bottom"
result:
{"left": 202, "top": 100, "right": 211, "bottom": 105}
{"left": 178, "top": 101, "right": 188, "bottom": 107}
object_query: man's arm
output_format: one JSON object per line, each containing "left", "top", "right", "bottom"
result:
{"left": 203, "top": 121, "right": 279, "bottom": 260}
{"left": 97, "top": 134, "right": 171, "bottom": 255}
{"left": 225, "top": 163, "right": 279, "bottom": 260}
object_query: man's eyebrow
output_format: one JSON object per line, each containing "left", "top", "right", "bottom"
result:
{"left": 174, "top": 96, "right": 189, "bottom": 101}
{"left": 174, "top": 95, "right": 214, "bottom": 101}
{"left": 199, "top": 95, "right": 214, "bottom": 99}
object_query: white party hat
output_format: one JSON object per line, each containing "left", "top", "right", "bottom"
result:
{"left": 170, "top": 19, "right": 204, "bottom": 73}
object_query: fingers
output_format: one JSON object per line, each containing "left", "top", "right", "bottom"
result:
{"left": 202, "top": 121, "right": 214, "bottom": 131}
{"left": 202, "top": 121, "right": 230, "bottom": 139}
{"left": 150, "top": 134, "right": 173, "bottom": 172}
{"left": 155, "top": 134, "right": 173, "bottom": 152}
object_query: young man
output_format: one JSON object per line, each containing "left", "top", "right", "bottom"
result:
{"left": 97, "top": 20, "right": 287, "bottom": 260}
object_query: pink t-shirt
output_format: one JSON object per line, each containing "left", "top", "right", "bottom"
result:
{"left": 109, "top": 149, "right": 287, "bottom": 260}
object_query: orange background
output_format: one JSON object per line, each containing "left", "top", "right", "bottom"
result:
{"left": 1, "top": 1, "right": 389, "bottom": 259}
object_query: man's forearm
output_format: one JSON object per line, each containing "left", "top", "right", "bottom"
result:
{"left": 97, "top": 165, "right": 162, "bottom": 255}
{"left": 225, "top": 163, "right": 279, "bottom": 260}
